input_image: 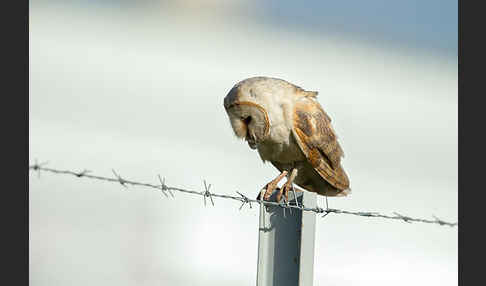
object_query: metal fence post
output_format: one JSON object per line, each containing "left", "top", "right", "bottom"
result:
{"left": 256, "top": 188, "right": 317, "bottom": 286}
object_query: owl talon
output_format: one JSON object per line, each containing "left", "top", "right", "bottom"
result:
{"left": 276, "top": 183, "right": 291, "bottom": 204}
{"left": 276, "top": 168, "right": 298, "bottom": 203}
{"left": 256, "top": 170, "right": 288, "bottom": 201}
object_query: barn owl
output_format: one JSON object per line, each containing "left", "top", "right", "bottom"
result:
{"left": 223, "top": 77, "right": 350, "bottom": 202}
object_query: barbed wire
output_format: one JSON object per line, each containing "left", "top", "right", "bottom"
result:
{"left": 29, "top": 162, "right": 458, "bottom": 227}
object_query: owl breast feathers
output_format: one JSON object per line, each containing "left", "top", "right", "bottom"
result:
{"left": 224, "top": 77, "right": 350, "bottom": 197}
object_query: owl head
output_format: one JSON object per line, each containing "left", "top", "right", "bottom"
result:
{"left": 223, "top": 77, "right": 311, "bottom": 149}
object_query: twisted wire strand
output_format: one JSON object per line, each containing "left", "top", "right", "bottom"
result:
{"left": 29, "top": 163, "right": 458, "bottom": 227}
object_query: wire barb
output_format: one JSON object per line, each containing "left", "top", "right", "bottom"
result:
{"left": 432, "top": 215, "right": 454, "bottom": 227}
{"left": 157, "top": 174, "right": 170, "bottom": 198}
{"left": 157, "top": 175, "right": 174, "bottom": 198}
{"left": 76, "top": 169, "right": 91, "bottom": 177}
{"left": 393, "top": 212, "right": 413, "bottom": 223}
{"left": 237, "top": 191, "right": 252, "bottom": 210}
{"left": 32, "top": 159, "right": 49, "bottom": 178}
{"left": 203, "top": 180, "right": 214, "bottom": 206}
{"left": 111, "top": 169, "right": 127, "bottom": 188}
{"left": 28, "top": 163, "right": 458, "bottom": 228}
{"left": 321, "top": 210, "right": 331, "bottom": 218}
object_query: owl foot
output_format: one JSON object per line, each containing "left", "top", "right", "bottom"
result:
{"left": 276, "top": 168, "right": 298, "bottom": 203}
{"left": 257, "top": 170, "right": 288, "bottom": 201}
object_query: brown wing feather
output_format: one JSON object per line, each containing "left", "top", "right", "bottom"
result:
{"left": 292, "top": 97, "right": 350, "bottom": 191}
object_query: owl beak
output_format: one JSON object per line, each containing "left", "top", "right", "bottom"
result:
{"left": 244, "top": 119, "right": 257, "bottom": 149}
{"left": 247, "top": 139, "right": 257, "bottom": 149}
{"left": 246, "top": 129, "right": 255, "bottom": 146}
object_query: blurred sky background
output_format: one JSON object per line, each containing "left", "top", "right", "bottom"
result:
{"left": 29, "top": 1, "right": 457, "bottom": 285}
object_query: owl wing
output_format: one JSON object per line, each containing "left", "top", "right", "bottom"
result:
{"left": 291, "top": 97, "right": 350, "bottom": 191}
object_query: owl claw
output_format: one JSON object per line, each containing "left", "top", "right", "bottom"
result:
{"left": 256, "top": 171, "right": 288, "bottom": 201}
{"left": 276, "top": 168, "right": 298, "bottom": 203}
{"left": 276, "top": 183, "right": 291, "bottom": 204}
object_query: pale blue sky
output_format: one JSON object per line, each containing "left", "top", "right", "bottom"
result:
{"left": 34, "top": 0, "right": 458, "bottom": 57}
{"left": 260, "top": 0, "right": 457, "bottom": 57}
